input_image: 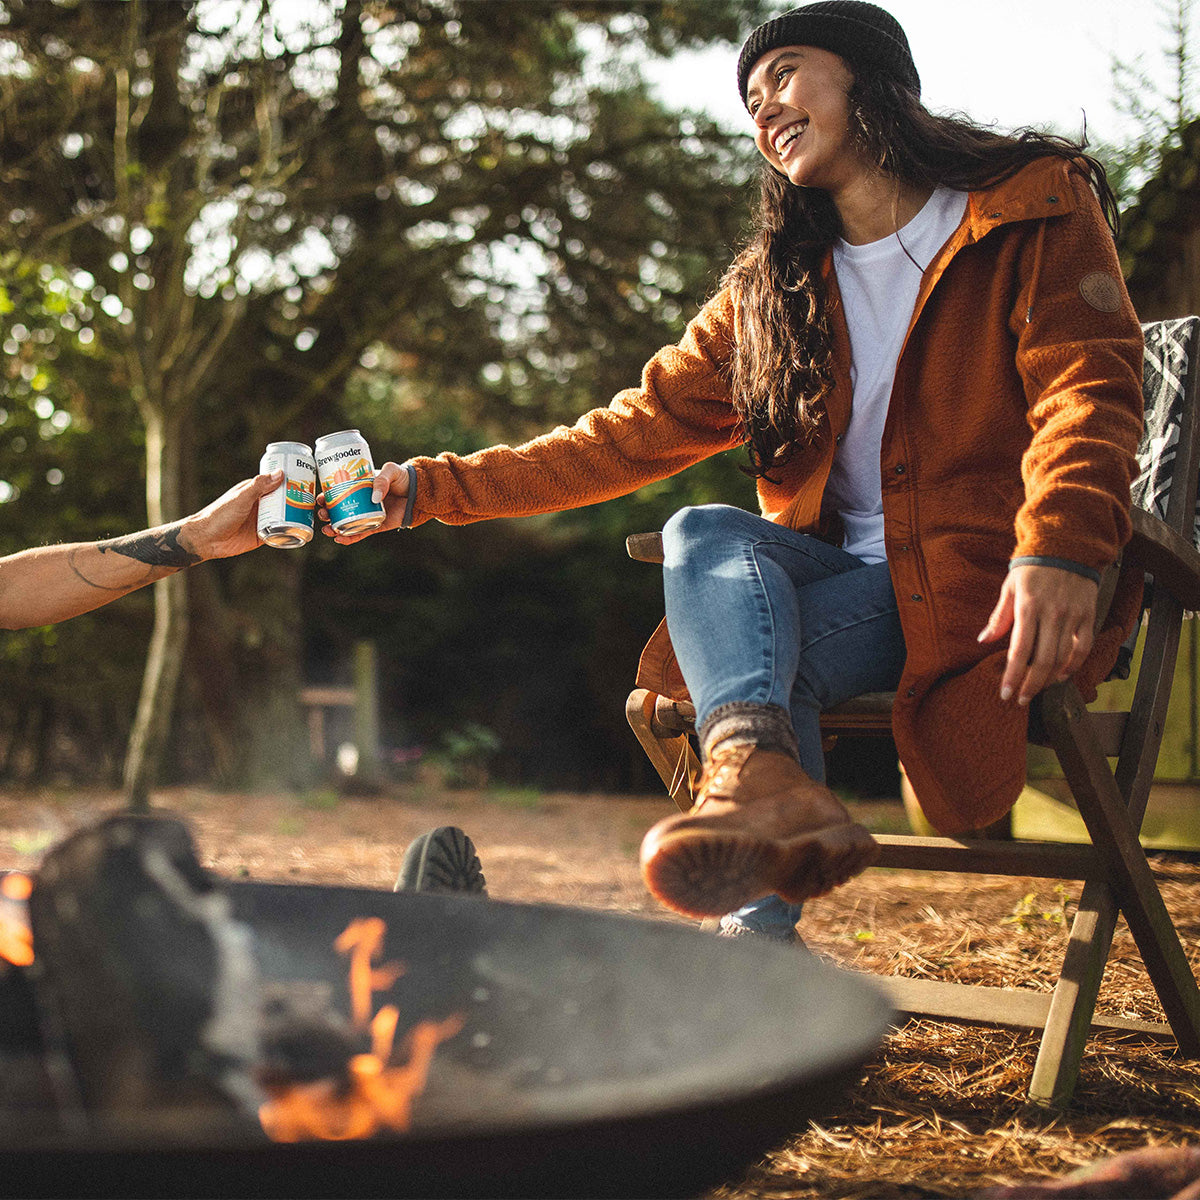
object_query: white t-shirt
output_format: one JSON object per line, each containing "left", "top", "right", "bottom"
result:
{"left": 827, "top": 186, "right": 968, "bottom": 563}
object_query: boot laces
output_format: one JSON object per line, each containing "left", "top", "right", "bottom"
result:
{"left": 693, "top": 742, "right": 754, "bottom": 809}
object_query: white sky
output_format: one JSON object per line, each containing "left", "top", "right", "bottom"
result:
{"left": 643, "top": 0, "right": 1183, "bottom": 148}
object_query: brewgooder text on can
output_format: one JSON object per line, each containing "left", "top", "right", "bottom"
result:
{"left": 315, "top": 429, "right": 386, "bottom": 536}
{"left": 257, "top": 442, "right": 317, "bottom": 548}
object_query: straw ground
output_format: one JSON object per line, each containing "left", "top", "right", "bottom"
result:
{"left": 0, "top": 782, "right": 1197, "bottom": 1198}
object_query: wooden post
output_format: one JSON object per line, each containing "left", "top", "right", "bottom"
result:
{"left": 353, "top": 640, "right": 381, "bottom": 785}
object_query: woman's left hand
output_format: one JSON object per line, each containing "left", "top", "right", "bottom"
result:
{"left": 977, "top": 564, "right": 1099, "bottom": 705}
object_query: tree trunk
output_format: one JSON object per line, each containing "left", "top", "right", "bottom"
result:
{"left": 123, "top": 405, "right": 187, "bottom": 811}
{"left": 184, "top": 549, "right": 314, "bottom": 793}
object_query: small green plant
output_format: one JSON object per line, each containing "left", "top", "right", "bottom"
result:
{"left": 275, "top": 816, "right": 307, "bottom": 837}
{"left": 10, "top": 831, "right": 55, "bottom": 856}
{"left": 1002, "top": 884, "right": 1073, "bottom": 932}
{"left": 487, "top": 784, "right": 543, "bottom": 811}
{"left": 300, "top": 789, "right": 341, "bottom": 812}
{"left": 435, "top": 723, "right": 501, "bottom": 789}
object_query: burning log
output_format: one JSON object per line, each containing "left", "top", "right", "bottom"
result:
{"left": 27, "top": 813, "right": 265, "bottom": 1137}
{"left": 23, "top": 813, "right": 466, "bottom": 1149}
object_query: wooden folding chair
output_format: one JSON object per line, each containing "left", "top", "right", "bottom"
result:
{"left": 626, "top": 317, "right": 1200, "bottom": 1107}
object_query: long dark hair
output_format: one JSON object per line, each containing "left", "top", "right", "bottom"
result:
{"left": 723, "top": 69, "right": 1120, "bottom": 479}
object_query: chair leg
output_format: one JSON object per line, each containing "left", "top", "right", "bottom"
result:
{"left": 625, "top": 689, "right": 699, "bottom": 813}
{"left": 1044, "top": 686, "right": 1200, "bottom": 1057}
{"left": 1027, "top": 880, "right": 1120, "bottom": 1107}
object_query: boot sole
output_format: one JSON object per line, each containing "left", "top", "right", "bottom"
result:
{"left": 394, "top": 826, "right": 488, "bottom": 895}
{"left": 640, "top": 822, "right": 879, "bottom": 919}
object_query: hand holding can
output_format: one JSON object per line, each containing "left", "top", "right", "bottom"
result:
{"left": 315, "top": 430, "right": 387, "bottom": 537}
{"left": 319, "top": 461, "right": 409, "bottom": 544}
{"left": 257, "top": 443, "right": 317, "bottom": 548}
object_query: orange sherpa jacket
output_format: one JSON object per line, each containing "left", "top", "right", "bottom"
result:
{"left": 403, "top": 157, "right": 1145, "bottom": 835}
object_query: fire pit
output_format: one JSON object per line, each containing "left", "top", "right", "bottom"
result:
{"left": 0, "top": 814, "right": 892, "bottom": 1199}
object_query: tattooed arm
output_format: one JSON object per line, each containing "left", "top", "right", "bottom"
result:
{"left": 0, "top": 471, "right": 283, "bottom": 630}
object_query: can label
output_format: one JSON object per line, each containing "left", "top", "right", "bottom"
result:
{"left": 315, "top": 430, "right": 385, "bottom": 535}
{"left": 257, "top": 442, "right": 316, "bottom": 548}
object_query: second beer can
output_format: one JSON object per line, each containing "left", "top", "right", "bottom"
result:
{"left": 315, "top": 429, "right": 386, "bottom": 536}
{"left": 257, "top": 442, "right": 317, "bottom": 548}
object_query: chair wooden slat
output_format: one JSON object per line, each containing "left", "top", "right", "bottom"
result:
{"left": 873, "top": 973, "right": 1172, "bottom": 1041}
{"left": 626, "top": 531, "right": 665, "bottom": 564}
{"left": 1127, "top": 508, "right": 1200, "bottom": 610}
{"left": 1043, "top": 682, "right": 1200, "bottom": 1056}
{"left": 874, "top": 834, "right": 1101, "bottom": 879}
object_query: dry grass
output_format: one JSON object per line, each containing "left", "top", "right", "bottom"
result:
{"left": 711, "top": 854, "right": 1200, "bottom": 1199}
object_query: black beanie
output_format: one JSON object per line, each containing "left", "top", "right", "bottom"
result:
{"left": 737, "top": 1, "right": 920, "bottom": 105}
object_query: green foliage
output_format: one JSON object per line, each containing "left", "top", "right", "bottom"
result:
{"left": 8, "top": 831, "right": 55, "bottom": 856}
{"left": 0, "top": 0, "right": 772, "bottom": 791}
{"left": 1098, "top": 0, "right": 1198, "bottom": 208}
{"left": 486, "top": 784, "right": 545, "bottom": 811}
{"left": 434, "top": 722, "right": 501, "bottom": 789}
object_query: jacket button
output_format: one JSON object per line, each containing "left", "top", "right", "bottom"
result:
{"left": 911, "top": 593, "right": 923, "bottom": 602}
{"left": 1047, "top": 195, "right": 1058, "bottom": 203}
{"left": 835, "top": 434, "right": 844, "bottom": 445}
{"left": 906, "top": 687, "right": 916, "bottom": 698}
{"left": 894, "top": 463, "right": 906, "bottom": 475}
{"left": 898, "top": 544, "right": 909, "bottom": 552}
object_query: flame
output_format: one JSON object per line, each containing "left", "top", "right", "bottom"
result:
{"left": 258, "top": 1013, "right": 464, "bottom": 1143}
{"left": 259, "top": 917, "right": 463, "bottom": 1143}
{"left": 335, "top": 917, "right": 404, "bottom": 1027}
{"left": 0, "top": 872, "right": 34, "bottom": 967}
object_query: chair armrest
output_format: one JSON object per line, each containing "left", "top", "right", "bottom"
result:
{"left": 626, "top": 532, "right": 665, "bottom": 564}
{"left": 1127, "top": 507, "right": 1200, "bottom": 609}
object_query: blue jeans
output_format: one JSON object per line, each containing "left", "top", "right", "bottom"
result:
{"left": 661, "top": 504, "right": 907, "bottom": 935}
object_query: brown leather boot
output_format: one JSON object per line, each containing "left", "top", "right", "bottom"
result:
{"left": 639, "top": 743, "right": 879, "bottom": 919}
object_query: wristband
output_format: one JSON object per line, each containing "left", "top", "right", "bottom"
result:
{"left": 1008, "top": 556, "right": 1102, "bottom": 585}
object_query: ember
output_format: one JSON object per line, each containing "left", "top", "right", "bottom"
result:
{"left": 258, "top": 915, "right": 464, "bottom": 1143}
{"left": 0, "top": 872, "right": 34, "bottom": 967}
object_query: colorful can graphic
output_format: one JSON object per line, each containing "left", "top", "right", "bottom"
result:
{"left": 257, "top": 442, "right": 317, "bottom": 548}
{"left": 314, "top": 429, "right": 386, "bottom": 536}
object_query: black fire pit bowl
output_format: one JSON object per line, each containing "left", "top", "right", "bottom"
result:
{"left": 7, "top": 878, "right": 892, "bottom": 1199}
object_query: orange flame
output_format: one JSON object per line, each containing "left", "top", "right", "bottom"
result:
{"left": 0, "top": 872, "right": 34, "bottom": 967}
{"left": 259, "top": 916, "right": 464, "bottom": 1143}
{"left": 334, "top": 917, "right": 403, "bottom": 1028}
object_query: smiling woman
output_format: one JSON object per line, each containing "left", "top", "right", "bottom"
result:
{"left": 746, "top": 48, "right": 862, "bottom": 198}
{"left": 324, "top": 1, "right": 1145, "bottom": 948}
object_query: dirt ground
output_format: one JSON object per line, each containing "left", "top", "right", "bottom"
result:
{"left": 2, "top": 780, "right": 1200, "bottom": 1198}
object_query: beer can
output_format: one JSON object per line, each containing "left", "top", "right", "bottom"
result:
{"left": 315, "top": 429, "right": 386, "bottom": 536}
{"left": 257, "top": 442, "right": 317, "bottom": 548}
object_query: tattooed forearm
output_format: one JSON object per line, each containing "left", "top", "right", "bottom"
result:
{"left": 66, "top": 547, "right": 135, "bottom": 591}
{"left": 98, "top": 523, "right": 201, "bottom": 569}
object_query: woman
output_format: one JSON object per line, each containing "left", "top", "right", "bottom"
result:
{"left": 326, "top": 2, "right": 1144, "bottom": 942}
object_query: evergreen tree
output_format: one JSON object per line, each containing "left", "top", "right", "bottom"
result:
{"left": 0, "top": 0, "right": 768, "bottom": 795}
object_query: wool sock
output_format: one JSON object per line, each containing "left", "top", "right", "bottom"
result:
{"left": 698, "top": 701, "right": 799, "bottom": 762}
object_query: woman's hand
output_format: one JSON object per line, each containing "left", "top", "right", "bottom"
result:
{"left": 977, "top": 564, "right": 1099, "bottom": 705}
{"left": 318, "top": 461, "right": 410, "bottom": 544}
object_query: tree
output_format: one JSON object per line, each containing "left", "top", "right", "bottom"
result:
{"left": 0, "top": 0, "right": 769, "bottom": 799}
{"left": 1102, "top": 0, "right": 1198, "bottom": 206}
